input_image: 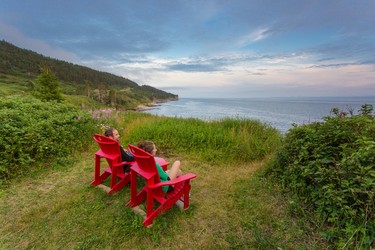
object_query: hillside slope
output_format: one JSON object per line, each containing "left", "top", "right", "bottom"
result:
{"left": 0, "top": 40, "right": 177, "bottom": 106}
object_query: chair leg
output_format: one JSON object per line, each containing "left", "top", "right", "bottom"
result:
{"left": 91, "top": 171, "right": 111, "bottom": 186}
{"left": 91, "top": 155, "right": 103, "bottom": 185}
{"left": 110, "top": 167, "right": 117, "bottom": 189}
{"left": 183, "top": 183, "right": 192, "bottom": 209}
{"left": 107, "top": 174, "right": 130, "bottom": 194}
{"left": 143, "top": 205, "right": 161, "bottom": 227}
{"left": 126, "top": 171, "right": 147, "bottom": 207}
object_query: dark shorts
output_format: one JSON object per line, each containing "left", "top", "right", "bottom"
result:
{"left": 123, "top": 164, "right": 131, "bottom": 173}
{"left": 167, "top": 177, "right": 174, "bottom": 192}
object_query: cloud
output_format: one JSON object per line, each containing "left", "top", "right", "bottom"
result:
{"left": 1, "top": 0, "right": 375, "bottom": 98}
{"left": 308, "top": 63, "right": 360, "bottom": 69}
{"left": 167, "top": 63, "right": 223, "bottom": 72}
{"left": 235, "top": 27, "right": 273, "bottom": 48}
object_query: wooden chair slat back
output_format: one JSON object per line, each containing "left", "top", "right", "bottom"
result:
{"left": 128, "top": 144, "right": 161, "bottom": 184}
{"left": 93, "top": 134, "right": 121, "bottom": 162}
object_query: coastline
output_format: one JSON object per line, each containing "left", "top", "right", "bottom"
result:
{"left": 135, "top": 102, "right": 159, "bottom": 111}
{"left": 135, "top": 97, "right": 178, "bottom": 111}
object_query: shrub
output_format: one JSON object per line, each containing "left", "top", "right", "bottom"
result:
{"left": 0, "top": 96, "right": 97, "bottom": 184}
{"left": 32, "top": 67, "right": 63, "bottom": 102}
{"left": 266, "top": 106, "right": 375, "bottom": 248}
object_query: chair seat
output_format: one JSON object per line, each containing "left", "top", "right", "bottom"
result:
{"left": 104, "top": 167, "right": 126, "bottom": 179}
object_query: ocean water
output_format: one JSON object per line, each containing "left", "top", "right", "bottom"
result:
{"left": 142, "top": 97, "right": 375, "bottom": 133}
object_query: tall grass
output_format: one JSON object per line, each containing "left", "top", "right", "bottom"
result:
{"left": 121, "top": 114, "right": 282, "bottom": 164}
{"left": 0, "top": 78, "right": 31, "bottom": 96}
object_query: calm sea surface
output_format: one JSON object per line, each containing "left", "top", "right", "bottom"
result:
{"left": 142, "top": 97, "right": 375, "bottom": 133}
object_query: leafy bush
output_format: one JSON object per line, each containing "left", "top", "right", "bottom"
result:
{"left": 0, "top": 96, "right": 97, "bottom": 184}
{"left": 266, "top": 106, "right": 375, "bottom": 249}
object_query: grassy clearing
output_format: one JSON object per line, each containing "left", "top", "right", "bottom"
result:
{"left": 0, "top": 114, "right": 328, "bottom": 249}
{"left": 0, "top": 153, "right": 327, "bottom": 249}
{"left": 0, "top": 74, "right": 33, "bottom": 96}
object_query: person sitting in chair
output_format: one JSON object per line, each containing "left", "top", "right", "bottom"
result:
{"left": 104, "top": 128, "right": 134, "bottom": 172}
{"left": 137, "top": 140, "right": 182, "bottom": 193}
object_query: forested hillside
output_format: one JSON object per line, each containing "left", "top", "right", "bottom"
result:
{"left": 0, "top": 40, "right": 177, "bottom": 108}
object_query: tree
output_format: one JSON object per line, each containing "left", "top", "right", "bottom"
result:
{"left": 359, "top": 103, "right": 373, "bottom": 115}
{"left": 84, "top": 80, "right": 92, "bottom": 98}
{"left": 33, "top": 67, "right": 63, "bottom": 102}
{"left": 109, "top": 89, "right": 117, "bottom": 106}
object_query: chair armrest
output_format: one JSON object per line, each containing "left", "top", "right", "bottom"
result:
{"left": 149, "top": 173, "right": 197, "bottom": 189}
{"left": 112, "top": 161, "right": 135, "bottom": 168}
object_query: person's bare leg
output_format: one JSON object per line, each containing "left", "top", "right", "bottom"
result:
{"left": 166, "top": 160, "right": 182, "bottom": 180}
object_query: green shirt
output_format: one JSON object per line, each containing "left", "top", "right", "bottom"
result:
{"left": 156, "top": 162, "right": 169, "bottom": 193}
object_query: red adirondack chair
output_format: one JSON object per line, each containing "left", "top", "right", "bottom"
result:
{"left": 126, "top": 144, "right": 197, "bottom": 227}
{"left": 91, "top": 134, "right": 133, "bottom": 194}
{"left": 91, "top": 134, "right": 169, "bottom": 195}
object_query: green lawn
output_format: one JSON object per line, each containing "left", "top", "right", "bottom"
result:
{"left": 0, "top": 150, "right": 327, "bottom": 249}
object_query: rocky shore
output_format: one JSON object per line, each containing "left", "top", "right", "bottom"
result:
{"left": 135, "top": 102, "right": 160, "bottom": 111}
{"left": 135, "top": 97, "right": 178, "bottom": 111}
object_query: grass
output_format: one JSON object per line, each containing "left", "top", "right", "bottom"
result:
{"left": 0, "top": 73, "right": 104, "bottom": 109}
{"left": 0, "top": 113, "right": 329, "bottom": 249}
{"left": 0, "top": 75, "right": 31, "bottom": 97}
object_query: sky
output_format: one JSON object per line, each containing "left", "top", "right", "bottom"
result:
{"left": 1, "top": 0, "right": 375, "bottom": 98}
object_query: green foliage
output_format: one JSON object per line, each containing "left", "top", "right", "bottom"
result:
{"left": 231, "top": 174, "right": 326, "bottom": 249}
{"left": 32, "top": 67, "right": 63, "bottom": 102}
{"left": 0, "top": 40, "right": 177, "bottom": 108}
{"left": 266, "top": 107, "right": 375, "bottom": 248}
{"left": 0, "top": 74, "right": 32, "bottom": 96}
{"left": 125, "top": 116, "right": 282, "bottom": 164}
{"left": 0, "top": 111, "right": 327, "bottom": 249}
{"left": 0, "top": 96, "right": 98, "bottom": 185}
{"left": 359, "top": 103, "right": 374, "bottom": 116}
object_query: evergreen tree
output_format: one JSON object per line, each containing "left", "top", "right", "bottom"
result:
{"left": 33, "top": 67, "right": 63, "bottom": 102}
